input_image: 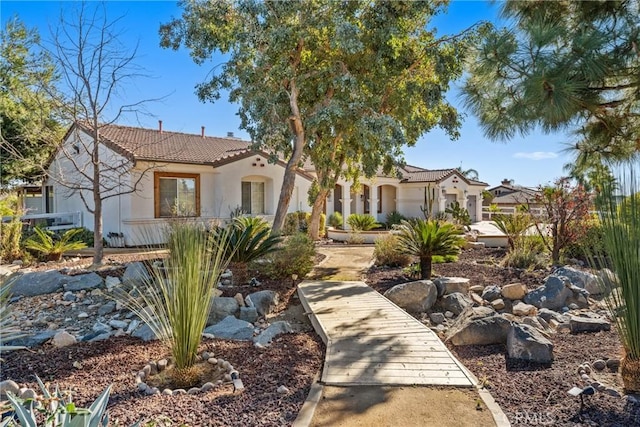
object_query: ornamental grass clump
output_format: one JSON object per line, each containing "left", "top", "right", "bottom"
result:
{"left": 587, "top": 169, "right": 640, "bottom": 393}
{"left": 116, "top": 221, "right": 232, "bottom": 374}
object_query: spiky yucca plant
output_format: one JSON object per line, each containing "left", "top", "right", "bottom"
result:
{"left": 396, "top": 219, "right": 465, "bottom": 279}
{"left": 0, "top": 278, "right": 26, "bottom": 353}
{"left": 588, "top": 170, "right": 640, "bottom": 392}
{"left": 116, "top": 222, "right": 232, "bottom": 371}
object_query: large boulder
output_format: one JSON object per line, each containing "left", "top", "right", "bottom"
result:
{"left": 63, "top": 273, "right": 103, "bottom": 292}
{"left": 446, "top": 306, "right": 512, "bottom": 346}
{"left": 122, "top": 262, "right": 151, "bottom": 286}
{"left": 554, "top": 267, "right": 603, "bottom": 295}
{"left": 481, "top": 285, "right": 502, "bottom": 302}
{"left": 524, "top": 276, "right": 572, "bottom": 310}
{"left": 569, "top": 315, "right": 611, "bottom": 333}
{"left": 383, "top": 280, "right": 437, "bottom": 313}
{"left": 507, "top": 323, "right": 554, "bottom": 364}
{"left": 207, "top": 297, "right": 240, "bottom": 325}
{"left": 501, "top": 283, "right": 527, "bottom": 301}
{"left": 8, "top": 270, "right": 66, "bottom": 296}
{"left": 132, "top": 324, "right": 159, "bottom": 342}
{"left": 253, "top": 321, "right": 293, "bottom": 347}
{"left": 245, "top": 290, "right": 279, "bottom": 317}
{"left": 440, "top": 292, "right": 472, "bottom": 316}
{"left": 5, "top": 330, "right": 56, "bottom": 348}
{"left": 204, "top": 316, "right": 254, "bottom": 341}
{"left": 432, "top": 277, "right": 470, "bottom": 296}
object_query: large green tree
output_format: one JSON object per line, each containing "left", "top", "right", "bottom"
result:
{"left": 160, "top": 0, "right": 474, "bottom": 237}
{"left": 0, "top": 19, "right": 64, "bottom": 186}
{"left": 463, "top": 0, "right": 640, "bottom": 166}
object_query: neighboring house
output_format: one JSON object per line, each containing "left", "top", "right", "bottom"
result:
{"left": 46, "top": 122, "right": 488, "bottom": 245}
{"left": 483, "top": 179, "right": 542, "bottom": 217}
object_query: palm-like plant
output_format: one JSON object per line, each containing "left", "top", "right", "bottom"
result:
{"left": 396, "top": 219, "right": 465, "bottom": 279}
{"left": 215, "top": 216, "right": 282, "bottom": 263}
{"left": 115, "top": 222, "right": 232, "bottom": 376}
{"left": 24, "top": 227, "right": 87, "bottom": 261}
{"left": 587, "top": 169, "right": 640, "bottom": 392}
{"left": 347, "top": 214, "right": 380, "bottom": 231}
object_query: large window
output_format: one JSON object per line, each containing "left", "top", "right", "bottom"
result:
{"left": 241, "top": 181, "right": 265, "bottom": 214}
{"left": 154, "top": 172, "right": 200, "bottom": 217}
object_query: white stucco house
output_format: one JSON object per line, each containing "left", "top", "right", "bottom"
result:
{"left": 45, "top": 122, "right": 487, "bottom": 245}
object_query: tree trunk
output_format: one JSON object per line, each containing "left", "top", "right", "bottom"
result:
{"left": 92, "top": 125, "right": 104, "bottom": 266}
{"left": 420, "top": 255, "right": 432, "bottom": 279}
{"left": 309, "top": 188, "right": 330, "bottom": 240}
{"left": 272, "top": 80, "right": 305, "bottom": 235}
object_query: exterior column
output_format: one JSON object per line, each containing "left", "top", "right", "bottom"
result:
{"left": 476, "top": 192, "right": 483, "bottom": 222}
{"left": 438, "top": 186, "right": 446, "bottom": 213}
{"left": 342, "top": 182, "right": 351, "bottom": 229}
{"left": 369, "top": 184, "right": 378, "bottom": 221}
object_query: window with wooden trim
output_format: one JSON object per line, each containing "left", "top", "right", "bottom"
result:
{"left": 154, "top": 172, "right": 200, "bottom": 217}
{"left": 241, "top": 181, "right": 265, "bottom": 214}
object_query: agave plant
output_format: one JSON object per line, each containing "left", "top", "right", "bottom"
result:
{"left": 395, "top": 219, "right": 465, "bottom": 279}
{"left": 24, "top": 227, "right": 87, "bottom": 261}
{"left": 587, "top": 169, "right": 640, "bottom": 393}
{"left": 2, "top": 375, "right": 125, "bottom": 427}
{"left": 115, "top": 222, "right": 232, "bottom": 372}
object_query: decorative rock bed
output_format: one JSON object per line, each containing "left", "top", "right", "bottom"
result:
{"left": 135, "top": 351, "right": 241, "bottom": 396}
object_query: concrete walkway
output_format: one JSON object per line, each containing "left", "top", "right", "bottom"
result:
{"left": 298, "top": 280, "right": 475, "bottom": 386}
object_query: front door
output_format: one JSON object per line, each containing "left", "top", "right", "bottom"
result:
{"left": 467, "top": 195, "right": 477, "bottom": 222}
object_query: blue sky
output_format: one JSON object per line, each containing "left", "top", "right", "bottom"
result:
{"left": 1, "top": 1, "right": 574, "bottom": 188}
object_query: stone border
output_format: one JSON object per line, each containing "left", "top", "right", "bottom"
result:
{"left": 135, "top": 351, "right": 238, "bottom": 396}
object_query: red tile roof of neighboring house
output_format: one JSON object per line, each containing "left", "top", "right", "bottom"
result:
{"left": 399, "top": 166, "right": 488, "bottom": 186}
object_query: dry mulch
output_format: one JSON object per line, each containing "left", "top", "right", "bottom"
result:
{"left": 2, "top": 334, "right": 323, "bottom": 426}
{"left": 365, "top": 248, "right": 640, "bottom": 427}
{"left": 2, "top": 251, "right": 324, "bottom": 426}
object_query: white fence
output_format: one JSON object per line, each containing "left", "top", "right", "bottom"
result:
{"left": 16, "top": 212, "right": 83, "bottom": 231}
{"left": 481, "top": 207, "right": 546, "bottom": 220}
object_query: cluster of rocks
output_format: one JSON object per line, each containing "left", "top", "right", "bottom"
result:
{"left": 383, "top": 266, "right": 613, "bottom": 364}
{"left": 3, "top": 262, "right": 292, "bottom": 350}
{"left": 135, "top": 351, "right": 238, "bottom": 396}
{"left": 576, "top": 358, "right": 623, "bottom": 398}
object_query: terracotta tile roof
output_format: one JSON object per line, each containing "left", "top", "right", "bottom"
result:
{"left": 77, "top": 123, "right": 253, "bottom": 166}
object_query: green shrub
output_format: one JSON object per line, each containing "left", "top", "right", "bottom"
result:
{"left": 24, "top": 227, "right": 87, "bottom": 261}
{"left": 385, "top": 211, "right": 407, "bottom": 229}
{"left": 63, "top": 226, "right": 96, "bottom": 247}
{"left": 0, "top": 217, "right": 23, "bottom": 263}
{"left": 347, "top": 214, "right": 380, "bottom": 231}
{"left": 328, "top": 212, "right": 343, "bottom": 228}
{"left": 445, "top": 201, "right": 472, "bottom": 227}
{"left": 283, "top": 211, "right": 308, "bottom": 235}
{"left": 373, "top": 234, "right": 411, "bottom": 267}
{"left": 564, "top": 217, "right": 604, "bottom": 262}
{"left": 501, "top": 237, "right": 548, "bottom": 270}
{"left": 432, "top": 254, "right": 459, "bottom": 263}
{"left": 263, "top": 233, "right": 316, "bottom": 279}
